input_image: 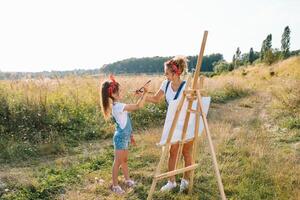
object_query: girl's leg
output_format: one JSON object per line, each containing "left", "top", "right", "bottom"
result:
{"left": 168, "top": 143, "right": 179, "bottom": 182}
{"left": 120, "top": 150, "right": 130, "bottom": 180}
{"left": 112, "top": 150, "right": 123, "bottom": 186}
{"left": 182, "top": 141, "right": 194, "bottom": 179}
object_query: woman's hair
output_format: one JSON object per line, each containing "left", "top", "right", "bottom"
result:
{"left": 164, "top": 55, "right": 189, "bottom": 76}
{"left": 100, "top": 80, "right": 120, "bottom": 120}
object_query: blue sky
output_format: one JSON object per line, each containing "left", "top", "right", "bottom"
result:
{"left": 0, "top": 0, "right": 299, "bottom": 72}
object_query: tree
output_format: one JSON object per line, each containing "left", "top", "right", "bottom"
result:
{"left": 248, "top": 47, "right": 255, "bottom": 64}
{"left": 281, "top": 26, "right": 291, "bottom": 58}
{"left": 260, "top": 39, "right": 266, "bottom": 61}
{"left": 233, "top": 47, "right": 241, "bottom": 68}
{"left": 260, "top": 34, "right": 272, "bottom": 63}
{"left": 232, "top": 55, "right": 236, "bottom": 64}
{"left": 265, "top": 34, "right": 272, "bottom": 50}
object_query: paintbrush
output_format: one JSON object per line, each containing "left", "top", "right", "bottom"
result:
{"left": 130, "top": 80, "right": 153, "bottom": 94}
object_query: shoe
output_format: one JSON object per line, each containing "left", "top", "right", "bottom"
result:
{"left": 160, "top": 180, "right": 177, "bottom": 192}
{"left": 179, "top": 178, "right": 189, "bottom": 192}
{"left": 111, "top": 185, "right": 125, "bottom": 195}
{"left": 125, "top": 179, "right": 136, "bottom": 187}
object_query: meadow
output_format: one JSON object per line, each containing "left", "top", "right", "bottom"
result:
{"left": 0, "top": 57, "right": 299, "bottom": 200}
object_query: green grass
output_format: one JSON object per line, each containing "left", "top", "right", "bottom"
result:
{"left": 1, "top": 146, "right": 114, "bottom": 200}
{"left": 1, "top": 118, "right": 299, "bottom": 200}
{"left": 283, "top": 117, "right": 300, "bottom": 130}
{"left": 209, "top": 83, "right": 251, "bottom": 103}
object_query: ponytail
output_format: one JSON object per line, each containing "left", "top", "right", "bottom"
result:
{"left": 100, "top": 80, "right": 120, "bottom": 120}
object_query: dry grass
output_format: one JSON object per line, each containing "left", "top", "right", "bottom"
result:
{"left": 0, "top": 75, "right": 165, "bottom": 109}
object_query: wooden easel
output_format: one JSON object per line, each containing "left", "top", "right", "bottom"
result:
{"left": 147, "top": 31, "right": 227, "bottom": 200}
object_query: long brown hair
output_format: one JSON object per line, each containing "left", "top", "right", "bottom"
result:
{"left": 164, "top": 56, "right": 188, "bottom": 76}
{"left": 100, "top": 80, "right": 120, "bottom": 120}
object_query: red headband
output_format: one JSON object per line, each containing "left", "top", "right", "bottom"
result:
{"left": 170, "top": 61, "right": 181, "bottom": 76}
{"left": 108, "top": 75, "right": 117, "bottom": 97}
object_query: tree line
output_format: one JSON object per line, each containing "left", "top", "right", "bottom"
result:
{"left": 214, "top": 26, "right": 299, "bottom": 74}
{"left": 0, "top": 54, "right": 224, "bottom": 80}
{"left": 100, "top": 54, "right": 223, "bottom": 75}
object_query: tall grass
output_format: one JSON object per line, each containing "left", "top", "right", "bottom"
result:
{"left": 1, "top": 57, "right": 299, "bottom": 199}
{"left": 0, "top": 75, "right": 166, "bottom": 163}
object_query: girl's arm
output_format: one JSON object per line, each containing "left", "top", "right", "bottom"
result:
{"left": 124, "top": 92, "right": 148, "bottom": 112}
{"left": 145, "top": 89, "right": 164, "bottom": 104}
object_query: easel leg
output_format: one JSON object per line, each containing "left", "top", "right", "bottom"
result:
{"left": 188, "top": 148, "right": 196, "bottom": 194}
{"left": 187, "top": 141, "right": 198, "bottom": 194}
{"left": 198, "top": 93, "right": 227, "bottom": 200}
{"left": 148, "top": 179, "right": 157, "bottom": 200}
{"left": 188, "top": 96, "right": 201, "bottom": 194}
{"left": 147, "top": 145, "right": 169, "bottom": 200}
{"left": 203, "top": 116, "right": 226, "bottom": 200}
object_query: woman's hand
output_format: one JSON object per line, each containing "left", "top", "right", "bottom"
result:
{"left": 135, "top": 80, "right": 150, "bottom": 95}
{"left": 142, "top": 84, "right": 149, "bottom": 94}
{"left": 134, "top": 90, "right": 143, "bottom": 97}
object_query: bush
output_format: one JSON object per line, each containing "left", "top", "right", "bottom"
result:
{"left": 209, "top": 83, "right": 251, "bottom": 103}
{"left": 213, "top": 61, "right": 233, "bottom": 74}
{"left": 263, "top": 49, "right": 281, "bottom": 65}
{"left": 131, "top": 102, "right": 166, "bottom": 129}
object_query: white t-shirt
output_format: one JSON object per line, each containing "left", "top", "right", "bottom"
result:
{"left": 112, "top": 102, "right": 128, "bottom": 129}
{"left": 159, "top": 80, "right": 186, "bottom": 104}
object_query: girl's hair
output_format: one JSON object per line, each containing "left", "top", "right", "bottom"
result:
{"left": 164, "top": 55, "right": 189, "bottom": 76}
{"left": 100, "top": 80, "right": 120, "bottom": 120}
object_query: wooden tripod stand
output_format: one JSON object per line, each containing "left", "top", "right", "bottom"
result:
{"left": 147, "top": 31, "right": 226, "bottom": 200}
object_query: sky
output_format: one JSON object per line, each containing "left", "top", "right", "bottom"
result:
{"left": 0, "top": 0, "right": 299, "bottom": 72}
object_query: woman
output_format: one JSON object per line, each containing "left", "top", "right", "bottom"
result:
{"left": 144, "top": 56, "right": 192, "bottom": 192}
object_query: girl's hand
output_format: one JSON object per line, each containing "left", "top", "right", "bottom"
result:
{"left": 130, "top": 135, "right": 137, "bottom": 146}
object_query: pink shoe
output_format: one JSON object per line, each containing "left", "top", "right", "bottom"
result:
{"left": 125, "top": 179, "right": 136, "bottom": 187}
{"left": 111, "top": 185, "right": 125, "bottom": 195}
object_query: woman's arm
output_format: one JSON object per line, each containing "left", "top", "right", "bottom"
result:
{"left": 124, "top": 92, "right": 148, "bottom": 112}
{"left": 145, "top": 89, "right": 164, "bottom": 104}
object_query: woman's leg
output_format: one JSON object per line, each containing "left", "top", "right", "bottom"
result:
{"left": 182, "top": 141, "right": 194, "bottom": 180}
{"left": 168, "top": 143, "right": 179, "bottom": 182}
{"left": 120, "top": 150, "right": 130, "bottom": 180}
{"left": 168, "top": 141, "right": 194, "bottom": 181}
{"left": 112, "top": 150, "right": 123, "bottom": 186}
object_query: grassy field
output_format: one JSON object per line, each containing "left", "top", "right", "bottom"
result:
{"left": 0, "top": 57, "right": 300, "bottom": 199}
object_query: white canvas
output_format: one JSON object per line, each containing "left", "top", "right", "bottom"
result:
{"left": 159, "top": 97, "right": 211, "bottom": 145}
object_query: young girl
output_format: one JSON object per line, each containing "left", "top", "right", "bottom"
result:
{"left": 100, "top": 75, "right": 148, "bottom": 194}
{"left": 140, "top": 56, "right": 192, "bottom": 192}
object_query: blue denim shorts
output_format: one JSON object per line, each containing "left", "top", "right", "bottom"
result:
{"left": 113, "top": 134, "right": 130, "bottom": 150}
